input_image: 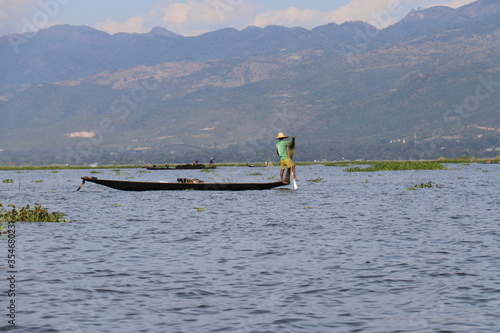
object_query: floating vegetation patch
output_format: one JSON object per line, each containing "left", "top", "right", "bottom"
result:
{"left": 249, "top": 172, "right": 262, "bottom": 176}
{"left": 137, "top": 170, "right": 151, "bottom": 173}
{"left": 267, "top": 177, "right": 276, "bottom": 180}
{"left": 0, "top": 202, "right": 69, "bottom": 223}
{"left": 89, "top": 170, "right": 103, "bottom": 174}
{"left": 345, "top": 161, "right": 446, "bottom": 172}
{"left": 307, "top": 177, "right": 325, "bottom": 183}
{"left": 2, "top": 179, "right": 14, "bottom": 183}
{"left": 113, "top": 203, "right": 122, "bottom": 207}
{"left": 407, "top": 181, "right": 438, "bottom": 191}
{"left": 200, "top": 169, "right": 214, "bottom": 173}
{"left": 195, "top": 207, "right": 205, "bottom": 212}
{"left": 32, "top": 180, "right": 44, "bottom": 183}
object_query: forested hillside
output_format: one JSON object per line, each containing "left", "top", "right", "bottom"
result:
{"left": 0, "top": 0, "right": 498, "bottom": 164}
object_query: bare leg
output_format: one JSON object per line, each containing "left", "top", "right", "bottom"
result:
{"left": 291, "top": 165, "right": 298, "bottom": 181}
{"left": 280, "top": 169, "right": 285, "bottom": 182}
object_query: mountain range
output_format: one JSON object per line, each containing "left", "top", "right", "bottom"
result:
{"left": 0, "top": 0, "right": 499, "bottom": 164}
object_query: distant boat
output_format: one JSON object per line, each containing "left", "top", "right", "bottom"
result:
{"left": 143, "top": 164, "right": 216, "bottom": 170}
{"left": 77, "top": 177, "right": 287, "bottom": 191}
{"left": 246, "top": 162, "right": 269, "bottom": 167}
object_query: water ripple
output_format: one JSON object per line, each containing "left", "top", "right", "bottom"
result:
{"left": 0, "top": 165, "right": 498, "bottom": 332}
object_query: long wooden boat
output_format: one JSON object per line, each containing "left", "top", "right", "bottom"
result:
{"left": 246, "top": 162, "right": 268, "bottom": 168}
{"left": 77, "top": 177, "right": 287, "bottom": 191}
{"left": 144, "top": 164, "right": 216, "bottom": 170}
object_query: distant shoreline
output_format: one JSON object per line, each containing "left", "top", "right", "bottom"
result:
{"left": 0, "top": 158, "right": 497, "bottom": 171}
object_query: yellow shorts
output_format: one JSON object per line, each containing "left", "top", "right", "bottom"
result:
{"left": 280, "top": 158, "right": 294, "bottom": 170}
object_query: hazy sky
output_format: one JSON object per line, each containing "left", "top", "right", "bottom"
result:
{"left": 0, "top": 0, "right": 476, "bottom": 37}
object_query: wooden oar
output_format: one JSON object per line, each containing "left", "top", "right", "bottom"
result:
{"left": 76, "top": 179, "right": 86, "bottom": 191}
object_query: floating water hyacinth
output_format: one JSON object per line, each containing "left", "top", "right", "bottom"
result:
{"left": 407, "top": 181, "right": 438, "bottom": 190}
{"left": 307, "top": 177, "right": 325, "bottom": 183}
{"left": 0, "top": 202, "right": 69, "bottom": 223}
{"left": 345, "top": 161, "right": 446, "bottom": 172}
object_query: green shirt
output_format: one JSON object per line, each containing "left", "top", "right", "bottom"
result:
{"left": 276, "top": 139, "right": 293, "bottom": 160}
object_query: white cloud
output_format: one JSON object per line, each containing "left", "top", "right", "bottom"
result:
{"left": 253, "top": 0, "right": 417, "bottom": 29}
{"left": 252, "top": 0, "right": 477, "bottom": 30}
{"left": 162, "top": 2, "right": 191, "bottom": 24}
{"left": 159, "top": 0, "right": 257, "bottom": 35}
{"left": 330, "top": 0, "right": 414, "bottom": 28}
{"left": 0, "top": 0, "right": 40, "bottom": 35}
{"left": 95, "top": 16, "right": 147, "bottom": 34}
{"left": 254, "top": 7, "right": 331, "bottom": 28}
{"left": 427, "top": 0, "right": 476, "bottom": 9}
{"left": 95, "top": 0, "right": 257, "bottom": 36}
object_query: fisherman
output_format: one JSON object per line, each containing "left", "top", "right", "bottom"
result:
{"left": 275, "top": 132, "right": 298, "bottom": 182}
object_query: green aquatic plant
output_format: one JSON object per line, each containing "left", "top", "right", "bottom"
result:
{"left": 89, "top": 170, "right": 103, "bottom": 174}
{"left": 407, "top": 181, "right": 438, "bottom": 190}
{"left": 0, "top": 202, "right": 69, "bottom": 223}
{"left": 113, "top": 203, "right": 122, "bottom": 207}
{"left": 32, "top": 180, "right": 44, "bottom": 183}
{"left": 345, "top": 161, "right": 446, "bottom": 172}
{"left": 307, "top": 177, "right": 325, "bottom": 183}
{"left": 249, "top": 172, "right": 262, "bottom": 176}
{"left": 2, "top": 179, "right": 14, "bottom": 183}
{"left": 112, "top": 170, "right": 129, "bottom": 176}
{"left": 195, "top": 207, "right": 205, "bottom": 212}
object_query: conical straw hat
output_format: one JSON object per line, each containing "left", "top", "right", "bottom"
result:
{"left": 276, "top": 132, "right": 289, "bottom": 139}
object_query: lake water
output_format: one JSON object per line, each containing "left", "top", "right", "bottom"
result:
{"left": 0, "top": 164, "right": 499, "bottom": 332}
